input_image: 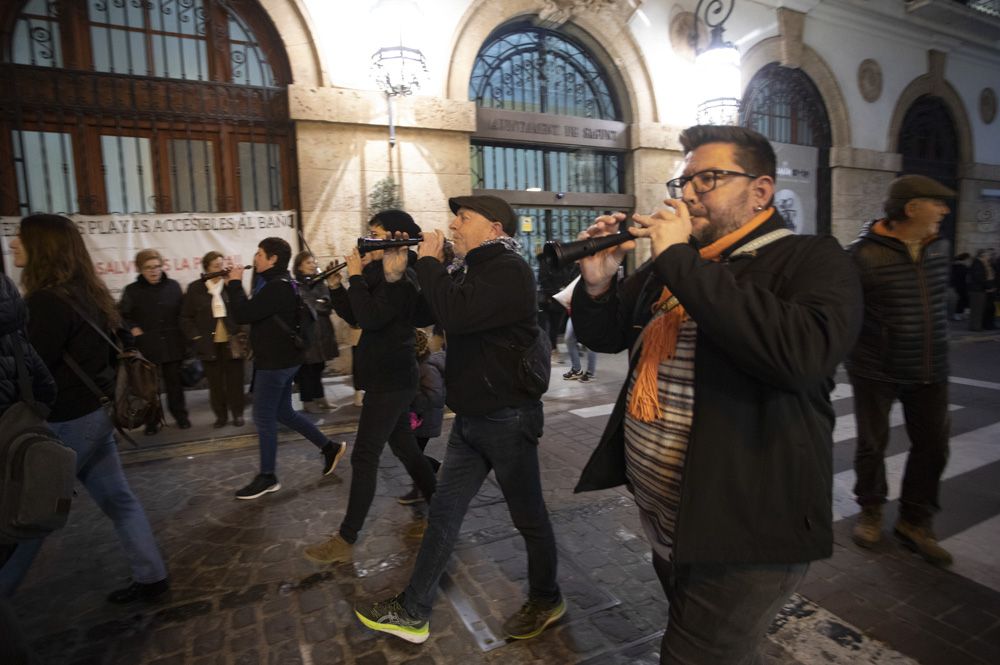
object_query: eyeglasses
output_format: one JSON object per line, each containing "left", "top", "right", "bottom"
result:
{"left": 666, "top": 169, "right": 758, "bottom": 199}
{"left": 142, "top": 263, "right": 162, "bottom": 271}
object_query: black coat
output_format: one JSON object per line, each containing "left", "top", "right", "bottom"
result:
{"left": 0, "top": 274, "right": 56, "bottom": 415}
{"left": 23, "top": 285, "right": 119, "bottom": 422}
{"left": 179, "top": 279, "right": 248, "bottom": 361}
{"left": 120, "top": 274, "right": 187, "bottom": 364}
{"left": 846, "top": 221, "right": 950, "bottom": 384}
{"left": 414, "top": 243, "right": 540, "bottom": 416}
{"left": 329, "top": 258, "right": 418, "bottom": 393}
{"left": 572, "top": 213, "right": 862, "bottom": 565}
{"left": 225, "top": 267, "right": 305, "bottom": 370}
{"left": 292, "top": 274, "right": 339, "bottom": 365}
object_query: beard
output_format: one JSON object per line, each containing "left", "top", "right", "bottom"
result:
{"left": 692, "top": 189, "right": 751, "bottom": 245}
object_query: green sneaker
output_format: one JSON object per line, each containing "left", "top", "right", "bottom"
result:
{"left": 355, "top": 595, "right": 429, "bottom": 644}
{"left": 502, "top": 596, "right": 566, "bottom": 640}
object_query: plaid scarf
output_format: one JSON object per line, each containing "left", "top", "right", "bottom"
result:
{"left": 627, "top": 208, "right": 773, "bottom": 422}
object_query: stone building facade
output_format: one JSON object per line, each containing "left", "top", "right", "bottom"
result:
{"left": 2, "top": 0, "right": 998, "bottom": 262}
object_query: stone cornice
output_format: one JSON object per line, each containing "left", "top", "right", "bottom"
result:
{"left": 828, "top": 147, "right": 902, "bottom": 172}
{"left": 288, "top": 85, "right": 477, "bottom": 132}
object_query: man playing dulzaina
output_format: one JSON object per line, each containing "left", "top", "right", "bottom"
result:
{"left": 354, "top": 195, "right": 563, "bottom": 644}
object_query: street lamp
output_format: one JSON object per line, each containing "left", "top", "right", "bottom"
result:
{"left": 370, "top": 44, "right": 428, "bottom": 146}
{"left": 690, "top": 0, "right": 741, "bottom": 125}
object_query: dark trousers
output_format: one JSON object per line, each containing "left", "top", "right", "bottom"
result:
{"left": 295, "top": 362, "right": 325, "bottom": 402}
{"left": 339, "top": 388, "right": 437, "bottom": 543}
{"left": 402, "top": 401, "right": 559, "bottom": 620}
{"left": 850, "top": 372, "right": 950, "bottom": 525}
{"left": 653, "top": 554, "right": 807, "bottom": 665}
{"left": 205, "top": 343, "right": 244, "bottom": 419}
{"left": 541, "top": 300, "right": 566, "bottom": 348}
{"left": 158, "top": 359, "right": 188, "bottom": 423}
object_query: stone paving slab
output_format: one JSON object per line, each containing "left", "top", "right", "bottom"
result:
{"left": 6, "top": 336, "right": 1000, "bottom": 664}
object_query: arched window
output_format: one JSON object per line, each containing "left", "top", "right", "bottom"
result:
{"left": 468, "top": 22, "right": 631, "bottom": 265}
{"left": 898, "top": 95, "right": 959, "bottom": 248}
{"left": 741, "top": 63, "right": 831, "bottom": 234}
{"left": 470, "top": 26, "right": 619, "bottom": 120}
{"left": 2, "top": 0, "right": 293, "bottom": 216}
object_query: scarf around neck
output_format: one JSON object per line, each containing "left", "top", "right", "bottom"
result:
{"left": 206, "top": 277, "right": 226, "bottom": 318}
{"left": 447, "top": 236, "right": 521, "bottom": 275}
{"left": 628, "top": 208, "right": 773, "bottom": 423}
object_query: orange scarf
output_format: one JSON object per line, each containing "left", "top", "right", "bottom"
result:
{"left": 627, "top": 208, "right": 773, "bottom": 422}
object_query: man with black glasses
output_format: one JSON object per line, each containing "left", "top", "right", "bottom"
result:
{"left": 569, "top": 125, "right": 862, "bottom": 664}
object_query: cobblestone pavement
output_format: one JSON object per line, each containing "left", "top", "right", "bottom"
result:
{"left": 6, "top": 329, "right": 1000, "bottom": 664}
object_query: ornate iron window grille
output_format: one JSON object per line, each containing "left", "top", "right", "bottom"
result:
{"left": 741, "top": 63, "right": 831, "bottom": 148}
{"left": 469, "top": 24, "right": 620, "bottom": 120}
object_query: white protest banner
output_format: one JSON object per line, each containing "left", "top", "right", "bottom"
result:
{"left": 1, "top": 211, "right": 299, "bottom": 298}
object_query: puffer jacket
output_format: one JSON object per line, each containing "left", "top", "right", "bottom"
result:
{"left": 0, "top": 274, "right": 56, "bottom": 415}
{"left": 412, "top": 350, "right": 445, "bottom": 438}
{"left": 846, "top": 220, "right": 950, "bottom": 384}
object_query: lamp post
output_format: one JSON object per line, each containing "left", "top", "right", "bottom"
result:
{"left": 690, "top": 0, "right": 741, "bottom": 125}
{"left": 370, "top": 44, "right": 428, "bottom": 146}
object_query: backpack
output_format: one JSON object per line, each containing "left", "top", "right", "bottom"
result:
{"left": 56, "top": 297, "right": 162, "bottom": 447}
{"left": 272, "top": 278, "right": 318, "bottom": 350}
{"left": 0, "top": 337, "right": 77, "bottom": 543}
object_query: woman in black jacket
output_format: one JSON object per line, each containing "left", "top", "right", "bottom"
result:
{"left": 120, "top": 248, "right": 189, "bottom": 433}
{"left": 292, "top": 251, "right": 340, "bottom": 414}
{"left": 180, "top": 251, "right": 248, "bottom": 428}
{"left": 0, "top": 214, "right": 168, "bottom": 604}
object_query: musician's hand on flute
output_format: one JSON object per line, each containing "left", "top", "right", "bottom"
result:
{"left": 418, "top": 230, "right": 446, "bottom": 262}
{"left": 383, "top": 232, "right": 409, "bottom": 283}
{"left": 325, "top": 261, "right": 343, "bottom": 289}
{"left": 578, "top": 212, "right": 634, "bottom": 298}
{"left": 629, "top": 199, "right": 692, "bottom": 258}
{"left": 227, "top": 263, "right": 245, "bottom": 283}
{"left": 346, "top": 248, "right": 363, "bottom": 277}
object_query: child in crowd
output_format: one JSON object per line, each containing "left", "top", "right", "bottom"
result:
{"left": 398, "top": 328, "right": 446, "bottom": 505}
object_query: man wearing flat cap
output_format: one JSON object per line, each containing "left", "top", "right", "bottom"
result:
{"left": 355, "top": 195, "right": 563, "bottom": 645}
{"left": 847, "top": 174, "right": 956, "bottom": 566}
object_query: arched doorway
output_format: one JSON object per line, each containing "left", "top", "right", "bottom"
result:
{"left": 742, "top": 63, "right": 832, "bottom": 235}
{"left": 897, "top": 95, "right": 959, "bottom": 249}
{"left": 0, "top": 0, "right": 295, "bottom": 217}
{"left": 467, "top": 20, "right": 634, "bottom": 269}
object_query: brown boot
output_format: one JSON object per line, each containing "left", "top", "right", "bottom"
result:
{"left": 852, "top": 505, "right": 882, "bottom": 548}
{"left": 894, "top": 520, "right": 953, "bottom": 566}
{"left": 304, "top": 534, "right": 353, "bottom": 564}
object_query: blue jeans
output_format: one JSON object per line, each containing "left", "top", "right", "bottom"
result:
{"left": 653, "top": 554, "right": 807, "bottom": 665}
{"left": 0, "top": 408, "right": 167, "bottom": 597}
{"left": 253, "top": 365, "right": 331, "bottom": 474}
{"left": 401, "top": 401, "right": 560, "bottom": 619}
{"left": 565, "top": 319, "right": 596, "bottom": 374}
